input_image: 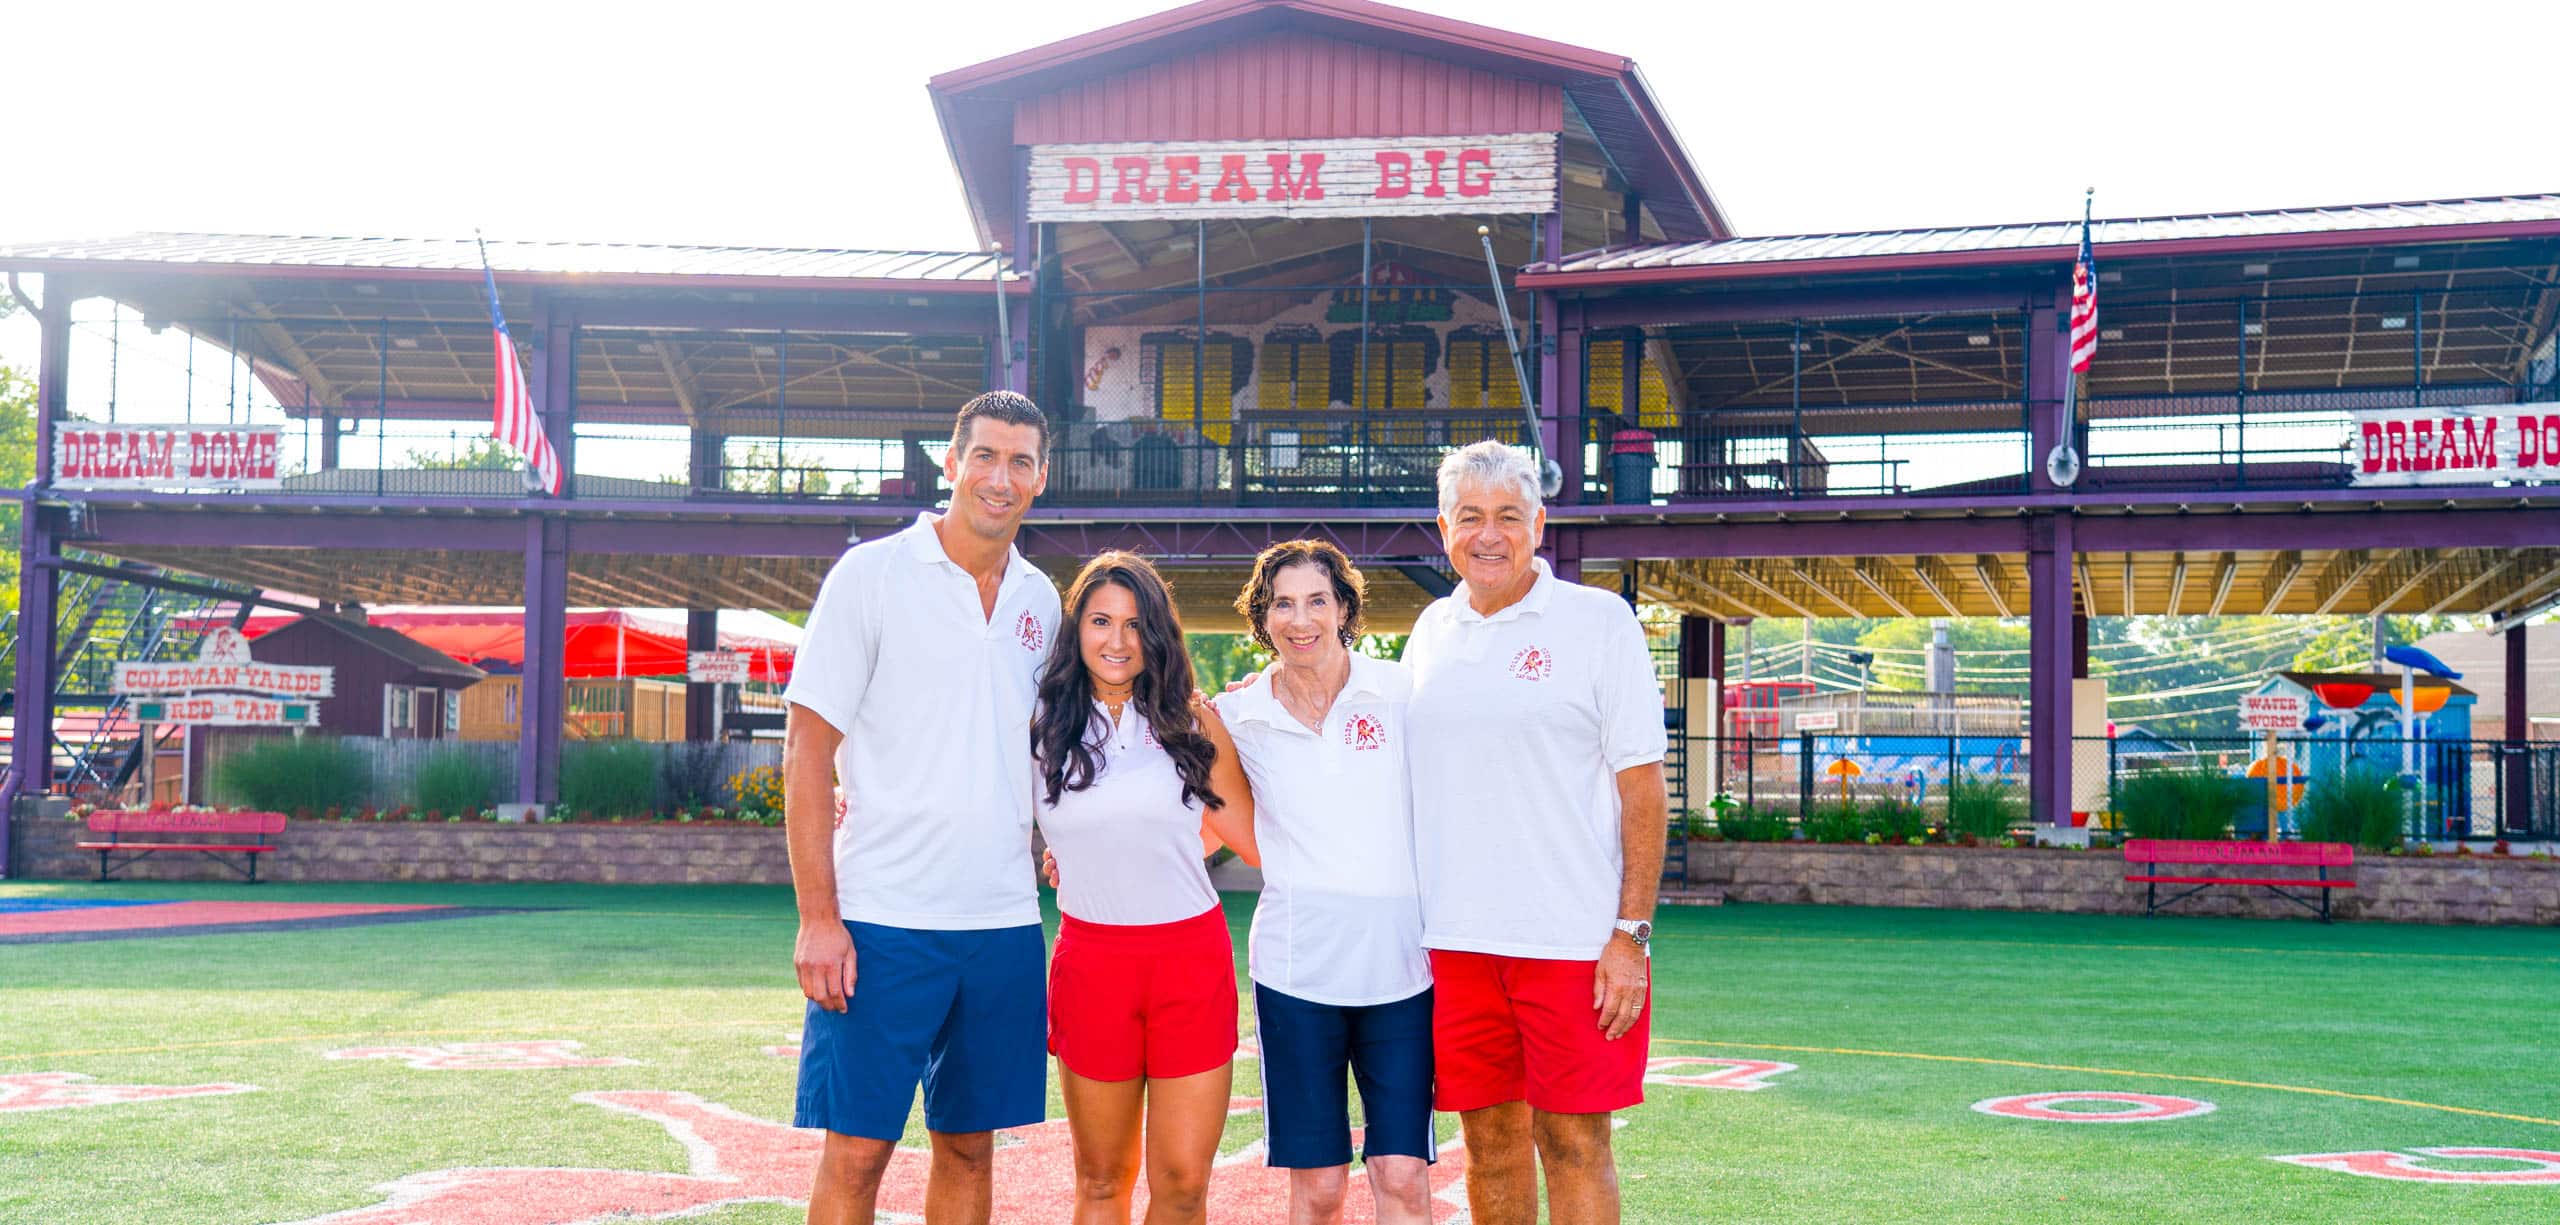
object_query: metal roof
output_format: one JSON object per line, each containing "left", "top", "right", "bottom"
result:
{"left": 0, "top": 233, "right": 1001, "bottom": 288}
{"left": 1525, "top": 193, "right": 2560, "bottom": 286}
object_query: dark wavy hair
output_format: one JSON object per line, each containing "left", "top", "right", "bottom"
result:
{"left": 1233, "top": 538, "right": 1367, "bottom": 653}
{"left": 1032, "top": 552, "right": 1224, "bottom": 810}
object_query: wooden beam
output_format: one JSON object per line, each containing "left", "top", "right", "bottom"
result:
{"left": 2481, "top": 557, "right": 2560, "bottom": 617}
{"left": 1785, "top": 562, "right": 1864, "bottom": 618}
{"left": 1730, "top": 564, "right": 1818, "bottom": 621}
{"left": 1972, "top": 555, "right": 2013, "bottom": 618}
{"left": 1850, "top": 559, "right": 1913, "bottom": 619}
{"left": 2165, "top": 551, "right": 2189, "bottom": 616}
{"left": 652, "top": 335, "right": 704, "bottom": 425}
{"left": 1910, "top": 558, "right": 1962, "bottom": 618}
{"left": 2120, "top": 555, "right": 2136, "bottom": 620}
{"left": 2310, "top": 549, "right": 2388, "bottom": 616}
{"left": 2423, "top": 553, "right": 2516, "bottom": 615}
{"left": 2258, "top": 551, "right": 2305, "bottom": 615}
{"left": 2207, "top": 552, "right": 2239, "bottom": 616}
{"left": 2368, "top": 553, "right": 2452, "bottom": 615}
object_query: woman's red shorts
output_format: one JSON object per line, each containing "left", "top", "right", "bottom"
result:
{"left": 1047, "top": 907, "right": 1239, "bottom": 1082}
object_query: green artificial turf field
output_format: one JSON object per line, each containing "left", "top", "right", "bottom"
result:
{"left": 2, "top": 879, "right": 2554, "bottom": 1223}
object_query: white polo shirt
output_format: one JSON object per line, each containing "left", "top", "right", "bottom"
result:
{"left": 1215, "top": 653, "right": 1430, "bottom": 1007}
{"left": 1404, "top": 558, "right": 1667, "bottom": 960}
{"left": 782, "top": 513, "right": 1061, "bottom": 930}
{"left": 1034, "top": 706, "right": 1220, "bottom": 926}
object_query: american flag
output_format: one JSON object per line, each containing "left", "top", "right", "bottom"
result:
{"left": 2068, "top": 209, "right": 2098, "bottom": 374}
{"left": 477, "top": 239, "right": 563, "bottom": 495}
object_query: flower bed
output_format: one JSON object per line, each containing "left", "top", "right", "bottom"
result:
{"left": 12, "top": 810, "right": 792, "bottom": 885}
{"left": 1682, "top": 838, "right": 2560, "bottom": 925}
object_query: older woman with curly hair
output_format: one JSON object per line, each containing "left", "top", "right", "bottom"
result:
{"left": 1213, "top": 539, "right": 1435, "bottom": 1225}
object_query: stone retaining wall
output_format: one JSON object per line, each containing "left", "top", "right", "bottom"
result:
{"left": 7, "top": 816, "right": 791, "bottom": 885}
{"left": 1685, "top": 840, "right": 2560, "bottom": 925}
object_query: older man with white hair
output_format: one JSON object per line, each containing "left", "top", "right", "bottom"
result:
{"left": 1402, "top": 439, "right": 1669, "bottom": 1225}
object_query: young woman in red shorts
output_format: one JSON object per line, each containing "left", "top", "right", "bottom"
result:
{"left": 1032, "top": 551, "right": 1257, "bottom": 1225}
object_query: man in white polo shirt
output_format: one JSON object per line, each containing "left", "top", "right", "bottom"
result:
{"left": 1403, "top": 440, "right": 1669, "bottom": 1225}
{"left": 781, "top": 390, "right": 1062, "bottom": 1225}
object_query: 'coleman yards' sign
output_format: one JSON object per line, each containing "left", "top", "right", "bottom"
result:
{"left": 54, "top": 425, "right": 283, "bottom": 490}
{"left": 2352, "top": 406, "right": 2560, "bottom": 486}
{"left": 1026, "top": 133, "right": 1558, "bottom": 223}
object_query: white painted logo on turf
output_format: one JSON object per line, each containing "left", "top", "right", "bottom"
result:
{"left": 1972, "top": 1092, "right": 2216, "bottom": 1122}
{"left": 1642, "top": 1056, "right": 1797, "bottom": 1092}
{"left": 0, "top": 1071, "right": 257, "bottom": 1113}
{"left": 2270, "top": 1148, "right": 2560, "bottom": 1184}
{"left": 323, "top": 1040, "right": 638, "bottom": 1071}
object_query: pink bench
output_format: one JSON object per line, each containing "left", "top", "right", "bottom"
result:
{"left": 77, "top": 811, "right": 288, "bottom": 883}
{"left": 2123, "top": 838, "right": 2354, "bottom": 922}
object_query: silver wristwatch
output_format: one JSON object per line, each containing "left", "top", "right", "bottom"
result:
{"left": 1613, "top": 919, "right": 1653, "bottom": 947}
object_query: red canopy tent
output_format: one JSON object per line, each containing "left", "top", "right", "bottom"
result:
{"left": 219, "top": 609, "right": 796, "bottom": 682}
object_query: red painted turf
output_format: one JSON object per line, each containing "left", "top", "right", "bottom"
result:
{"left": 0, "top": 901, "right": 444, "bottom": 938}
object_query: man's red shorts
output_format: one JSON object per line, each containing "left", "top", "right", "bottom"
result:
{"left": 1427, "top": 948, "right": 1648, "bottom": 1114}
{"left": 1048, "top": 907, "right": 1238, "bottom": 1082}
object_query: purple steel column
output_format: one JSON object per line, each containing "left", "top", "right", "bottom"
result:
{"left": 2507, "top": 625, "right": 2530, "bottom": 834}
{"left": 2029, "top": 282, "right": 2066, "bottom": 492}
{"left": 542, "top": 299, "right": 578, "bottom": 488}
{"left": 689, "top": 429, "right": 725, "bottom": 493}
{"left": 1551, "top": 299, "right": 1585, "bottom": 504}
{"left": 2027, "top": 513, "right": 2077, "bottom": 827}
{"left": 517, "top": 516, "right": 568, "bottom": 806}
{"left": 4, "top": 297, "right": 69, "bottom": 866}
{"left": 6, "top": 506, "right": 56, "bottom": 872}
{"left": 684, "top": 609, "right": 718, "bottom": 743}
{"left": 2072, "top": 612, "right": 2090, "bottom": 680}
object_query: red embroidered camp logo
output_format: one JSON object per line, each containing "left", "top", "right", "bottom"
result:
{"left": 1017, "top": 610, "right": 1046, "bottom": 652}
{"left": 0, "top": 1071, "right": 256, "bottom": 1113}
{"left": 832, "top": 787, "right": 848, "bottom": 831}
{"left": 1142, "top": 720, "right": 1160, "bottom": 750}
{"left": 1509, "top": 646, "right": 1553, "bottom": 681}
{"left": 1341, "top": 713, "right": 1387, "bottom": 751}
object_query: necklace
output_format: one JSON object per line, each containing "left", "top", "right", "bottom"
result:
{"left": 1092, "top": 679, "right": 1134, "bottom": 723}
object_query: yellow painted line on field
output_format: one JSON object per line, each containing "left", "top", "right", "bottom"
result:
{"left": 1653, "top": 932, "right": 2560, "bottom": 966}
{"left": 0, "top": 1017, "right": 797, "bottom": 1064}
{"left": 1650, "top": 1037, "right": 2560, "bottom": 1130}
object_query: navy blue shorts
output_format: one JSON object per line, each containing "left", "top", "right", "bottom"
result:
{"left": 1252, "top": 983, "right": 1436, "bottom": 1168}
{"left": 795, "top": 920, "right": 1046, "bottom": 1140}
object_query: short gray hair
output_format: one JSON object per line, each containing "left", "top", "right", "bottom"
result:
{"left": 1436, "top": 440, "right": 1543, "bottom": 518}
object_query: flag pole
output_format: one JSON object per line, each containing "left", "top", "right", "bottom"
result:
{"left": 2061, "top": 190, "right": 2090, "bottom": 441}
{"left": 991, "top": 242, "right": 1013, "bottom": 393}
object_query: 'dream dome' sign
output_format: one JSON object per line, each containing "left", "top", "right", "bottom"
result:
{"left": 2352, "top": 406, "right": 2560, "bottom": 486}
{"left": 53, "top": 425, "right": 283, "bottom": 491}
{"left": 1027, "top": 133, "right": 1558, "bottom": 222}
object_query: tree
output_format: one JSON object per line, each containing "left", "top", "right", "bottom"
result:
{"left": 2292, "top": 615, "right": 2462, "bottom": 672}
{"left": 0, "top": 299, "right": 33, "bottom": 617}
{"left": 721, "top": 443, "right": 834, "bottom": 497}
{"left": 404, "top": 434, "right": 522, "bottom": 471}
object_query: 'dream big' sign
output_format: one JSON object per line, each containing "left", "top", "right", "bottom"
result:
{"left": 53, "top": 426, "right": 283, "bottom": 491}
{"left": 1027, "top": 133, "right": 1558, "bottom": 223}
{"left": 2353, "top": 406, "right": 2560, "bottom": 486}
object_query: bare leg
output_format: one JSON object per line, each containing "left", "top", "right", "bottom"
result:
{"left": 1531, "top": 1109, "right": 1620, "bottom": 1225}
{"left": 1287, "top": 1165, "right": 1348, "bottom": 1225}
{"left": 1139, "top": 1061, "right": 1234, "bottom": 1225}
{"left": 1456, "top": 1102, "right": 1536, "bottom": 1225}
{"left": 807, "top": 1131, "right": 896, "bottom": 1225}
{"left": 925, "top": 1129, "right": 994, "bottom": 1224}
{"left": 1362, "top": 1154, "right": 1434, "bottom": 1225}
{"left": 1063, "top": 1065, "right": 1147, "bottom": 1225}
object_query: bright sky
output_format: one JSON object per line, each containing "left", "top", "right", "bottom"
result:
{"left": 2, "top": 0, "right": 2551, "bottom": 444}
